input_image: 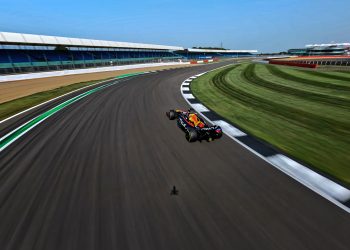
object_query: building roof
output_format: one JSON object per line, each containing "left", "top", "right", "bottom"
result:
{"left": 187, "top": 48, "right": 258, "bottom": 53}
{"left": 306, "top": 43, "right": 350, "bottom": 48}
{"left": 0, "top": 32, "right": 184, "bottom": 51}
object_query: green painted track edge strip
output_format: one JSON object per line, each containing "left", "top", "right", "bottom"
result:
{"left": 0, "top": 72, "right": 146, "bottom": 152}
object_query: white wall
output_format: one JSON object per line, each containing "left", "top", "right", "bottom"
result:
{"left": 0, "top": 61, "right": 190, "bottom": 83}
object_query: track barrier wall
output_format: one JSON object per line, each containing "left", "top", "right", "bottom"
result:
{"left": 190, "top": 59, "right": 215, "bottom": 64}
{"left": 0, "top": 61, "right": 190, "bottom": 82}
{"left": 269, "top": 60, "right": 318, "bottom": 68}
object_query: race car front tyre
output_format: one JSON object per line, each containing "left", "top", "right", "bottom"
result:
{"left": 186, "top": 129, "right": 198, "bottom": 142}
{"left": 168, "top": 110, "right": 176, "bottom": 120}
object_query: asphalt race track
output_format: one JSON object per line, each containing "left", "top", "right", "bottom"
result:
{"left": 0, "top": 61, "right": 350, "bottom": 250}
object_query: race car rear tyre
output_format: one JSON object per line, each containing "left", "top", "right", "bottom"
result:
{"left": 186, "top": 129, "right": 198, "bottom": 142}
{"left": 168, "top": 110, "right": 176, "bottom": 120}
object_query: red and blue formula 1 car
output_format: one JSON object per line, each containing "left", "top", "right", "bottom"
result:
{"left": 166, "top": 109, "right": 223, "bottom": 142}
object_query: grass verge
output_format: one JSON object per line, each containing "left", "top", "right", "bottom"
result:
{"left": 191, "top": 63, "right": 350, "bottom": 186}
{"left": 0, "top": 77, "right": 113, "bottom": 121}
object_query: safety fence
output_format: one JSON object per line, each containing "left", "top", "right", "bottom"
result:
{"left": 0, "top": 61, "right": 190, "bottom": 82}
{"left": 0, "top": 56, "right": 183, "bottom": 75}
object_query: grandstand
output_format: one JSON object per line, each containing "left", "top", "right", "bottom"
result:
{"left": 288, "top": 43, "right": 350, "bottom": 56}
{"left": 0, "top": 32, "right": 258, "bottom": 75}
{"left": 0, "top": 32, "right": 184, "bottom": 74}
{"left": 176, "top": 48, "right": 258, "bottom": 59}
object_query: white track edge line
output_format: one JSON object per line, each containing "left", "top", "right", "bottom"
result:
{"left": 0, "top": 78, "right": 114, "bottom": 124}
{"left": 0, "top": 73, "right": 151, "bottom": 152}
{"left": 180, "top": 67, "right": 350, "bottom": 214}
{"left": 0, "top": 72, "right": 150, "bottom": 124}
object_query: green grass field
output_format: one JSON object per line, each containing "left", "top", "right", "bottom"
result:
{"left": 191, "top": 63, "right": 350, "bottom": 186}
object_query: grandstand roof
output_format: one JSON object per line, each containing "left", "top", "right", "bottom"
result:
{"left": 187, "top": 48, "right": 258, "bottom": 53}
{"left": 306, "top": 43, "right": 350, "bottom": 48}
{"left": 0, "top": 32, "right": 183, "bottom": 51}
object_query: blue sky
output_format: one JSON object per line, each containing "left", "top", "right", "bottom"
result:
{"left": 0, "top": 0, "right": 349, "bottom": 52}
